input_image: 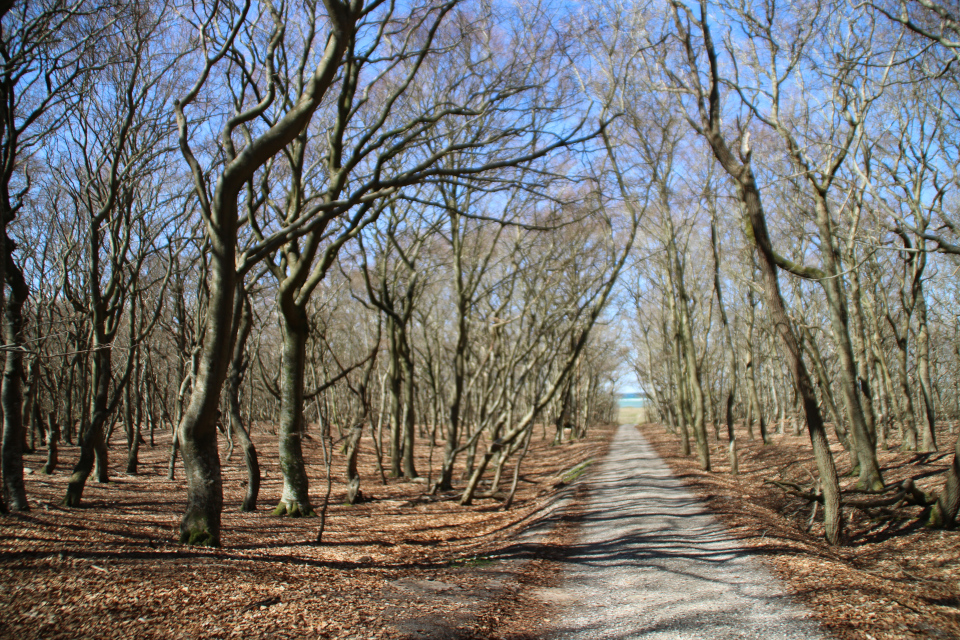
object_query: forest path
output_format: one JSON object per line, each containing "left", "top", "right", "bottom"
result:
{"left": 537, "top": 424, "right": 826, "bottom": 639}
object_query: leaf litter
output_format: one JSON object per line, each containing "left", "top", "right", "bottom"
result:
{"left": 0, "top": 424, "right": 611, "bottom": 639}
{"left": 639, "top": 421, "right": 960, "bottom": 640}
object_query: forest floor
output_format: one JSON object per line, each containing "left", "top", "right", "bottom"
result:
{"left": 0, "top": 423, "right": 612, "bottom": 640}
{"left": 4, "top": 419, "right": 959, "bottom": 640}
{"left": 637, "top": 419, "right": 960, "bottom": 640}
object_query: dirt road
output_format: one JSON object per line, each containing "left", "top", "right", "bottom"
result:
{"left": 537, "top": 424, "right": 826, "bottom": 639}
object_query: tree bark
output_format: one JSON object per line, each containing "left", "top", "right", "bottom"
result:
{"left": 929, "top": 436, "right": 960, "bottom": 528}
{"left": 915, "top": 292, "right": 937, "bottom": 452}
{"left": 670, "top": 330, "right": 691, "bottom": 456}
{"left": 124, "top": 371, "right": 139, "bottom": 475}
{"left": 799, "top": 325, "right": 851, "bottom": 452}
{"left": 847, "top": 267, "right": 881, "bottom": 451}
{"left": 22, "top": 358, "right": 38, "bottom": 453}
{"left": 41, "top": 412, "right": 58, "bottom": 475}
{"left": 174, "top": 0, "right": 358, "bottom": 546}
{"left": 387, "top": 319, "right": 403, "bottom": 477}
{"left": 177, "top": 244, "right": 232, "bottom": 545}
{"left": 1, "top": 250, "right": 28, "bottom": 512}
{"left": 228, "top": 283, "right": 259, "bottom": 512}
{"left": 892, "top": 329, "right": 920, "bottom": 450}
{"left": 344, "top": 422, "right": 364, "bottom": 504}
{"left": 399, "top": 337, "right": 418, "bottom": 480}
{"left": 64, "top": 346, "right": 112, "bottom": 506}
{"left": 738, "top": 180, "right": 844, "bottom": 544}
{"left": 274, "top": 304, "right": 314, "bottom": 517}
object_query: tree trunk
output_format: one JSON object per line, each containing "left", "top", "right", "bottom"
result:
{"left": 746, "top": 348, "right": 766, "bottom": 444}
{"left": 847, "top": 268, "right": 880, "bottom": 451}
{"left": 893, "top": 334, "right": 919, "bottom": 450}
{"left": 63, "top": 364, "right": 75, "bottom": 446}
{"left": 915, "top": 293, "right": 937, "bottom": 452}
{"left": 399, "top": 340, "right": 418, "bottom": 480}
{"left": 873, "top": 356, "right": 890, "bottom": 448}
{"left": 387, "top": 320, "right": 402, "bottom": 478}
{"left": 177, "top": 245, "right": 233, "bottom": 546}
{"left": 274, "top": 304, "right": 313, "bottom": 517}
{"left": 228, "top": 284, "right": 259, "bottom": 512}
{"left": 929, "top": 436, "right": 960, "bottom": 528}
{"left": 711, "top": 214, "right": 738, "bottom": 459}
{"left": 744, "top": 285, "right": 768, "bottom": 444}
{"left": 502, "top": 426, "right": 533, "bottom": 509}
{"left": 664, "top": 229, "right": 705, "bottom": 466}
{"left": 670, "top": 332, "right": 691, "bottom": 456}
{"left": 772, "top": 372, "right": 785, "bottom": 435}
{"left": 1, "top": 253, "right": 28, "bottom": 512}
{"left": 553, "top": 380, "right": 572, "bottom": 446}
{"left": 820, "top": 266, "right": 882, "bottom": 490}
{"left": 344, "top": 422, "right": 364, "bottom": 504}
{"left": 739, "top": 182, "right": 844, "bottom": 543}
{"left": 64, "top": 347, "right": 112, "bottom": 506}
{"left": 41, "top": 412, "right": 58, "bottom": 475}
{"left": 799, "top": 325, "right": 851, "bottom": 452}
{"left": 124, "top": 374, "right": 139, "bottom": 475}
{"left": 22, "top": 358, "right": 38, "bottom": 453}
{"left": 126, "top": 419, "right": 141, "bottom": 475}
{"left": 680, "top": 48, "right": 844, "bottom": 538}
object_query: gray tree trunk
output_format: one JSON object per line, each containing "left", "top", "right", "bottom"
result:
{"left": 274, "top": 304, "right": 313, "bottom": 517}
{"left": 930, "top": 436, "right": 960, "bottom": 528}
{"left": 915, "top": 292, "right": 937, "bottom": 452}
{"left": 228, "top": 284, "right": 259, "bottom": 512}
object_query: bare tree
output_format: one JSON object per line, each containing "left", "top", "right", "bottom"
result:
{"left": 664, "top": 0, "right": 844, "bottom": 542}
{"left": 171, "top": 0, "right": 367, "bottom": 545}
{"left": 0, "top": 0, "right": 113, "bottom": 511}
{"left": 55, "top": 4, "right": 178, "bottom": 505}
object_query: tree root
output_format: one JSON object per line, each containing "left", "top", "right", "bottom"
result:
{"left": 272, "top": 502, "right": 316, "bottom": 518}
{"left": 766, "top": 477, "right": 939, "bottom": 520}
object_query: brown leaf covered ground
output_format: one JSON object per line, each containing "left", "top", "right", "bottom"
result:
{"left": 637, "top": 419, "right": 960, "bottom": 640}
{"left": 0, "top": 424, "right": 613, "bottom": 640}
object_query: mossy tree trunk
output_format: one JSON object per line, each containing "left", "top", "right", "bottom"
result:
{"left": 176, "top": 246, "right": 232, "bottom": 545}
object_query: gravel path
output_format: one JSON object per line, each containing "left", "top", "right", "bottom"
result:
{"left": 540, "top": 424, "right": 826, "bottom": 639}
